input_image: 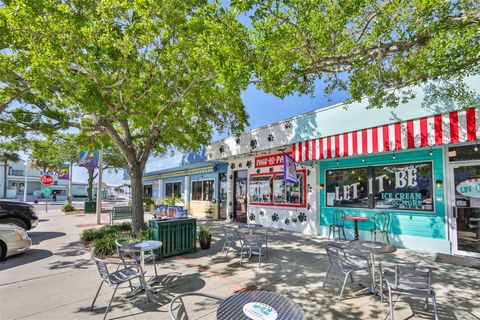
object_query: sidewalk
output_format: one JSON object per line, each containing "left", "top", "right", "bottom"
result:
{"left": 1, "top": 211, "right": 479, "bottom": 320}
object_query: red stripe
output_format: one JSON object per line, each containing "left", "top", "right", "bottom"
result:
{"left": 304, "top": 140, "right": 310, "bottom": 161}
{"left": 292, "top": 143, "right": 296, "bottom": 161}
{"left": 466, "top": 108, "right": 476, "bottom": 141}
{"left": 343, "top": 134, "right": 349, "bottom": 156}
{"left": 420, "top": 117, "right": 428, "bottom": 147}
{"left": 450, "top": 111, "right": 459, "bottom": 143}
{"left": 383, "top": 125, "right": 390, "bottom": 151}
{"left": 361, "top": 129, "right": 367, "bottom": 154}
{"left": 394, "top": 123, "right": 402, "bottom": 150}
{"left": 319, "top": 138, "right": 324, "bottom": 159}
{"left": 372, "top": 127, "right": 378, "bottom": 153}
{"left": 326, "top": 136, "right": 332, "bottom": 159}
{"left": 312, "top": 139, "right": 317, "bottom": 160}
{"left": 334, "top": 135, "right": 340, "bottom": 158}
{"left": 434, "top": 114, "right": 443, "bottom": 145}
{"left": 352, "top": 131, "right": 358, "bottom": 155}
{"left": 407, "top": 120, "right": 414, "bottom": 148}
{"left": 298, "top": 142, "right": 303, "bottom": 162}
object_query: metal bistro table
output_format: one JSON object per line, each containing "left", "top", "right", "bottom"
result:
{"left": 120, "top": 240, "right": 163, "bottom": 297}
{"left": 217, "top": 291, "right": 305, "bottom": 320}
{"left": 343, "top": 216, "right": 370, "bottom": 241}
{"left": 349, "top": 240, "right": 396, "bottom": 299}
{"left": 239, "top": 224, "right": 268, "bottom": 257}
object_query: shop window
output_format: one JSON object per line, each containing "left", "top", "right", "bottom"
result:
{"left": 249, "top": 175, "right": 272, "bottom": 203}
{"left": 192, "top": 180, "right": 215, "bottom": 201}
{"left": 165, "top": 182, "right": 182, "bottom": 198}
{"left": 326, "top": 168, "right": 369, "bottom": 208}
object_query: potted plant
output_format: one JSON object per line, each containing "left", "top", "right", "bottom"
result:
{"left": 198, "top": 224, "right": 212, "bottom": 250}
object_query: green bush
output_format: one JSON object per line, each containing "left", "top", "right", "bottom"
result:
{"left": 160, "top": 194, "right": 182, "bottom": 206}
{"left": 92, "top": 234, "right": 117, "bottom": 256}
{"left": 62, "top": 204, "right": 75, "bottom": 212}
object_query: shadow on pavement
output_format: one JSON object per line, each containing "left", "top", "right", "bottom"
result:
{"left": 28, "top": 231, "right": 66, "bottom": 245}
{"left": 0, "top": 249, "right": 53, "bottom": 271}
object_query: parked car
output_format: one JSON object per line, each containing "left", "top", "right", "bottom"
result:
{"left": 0, "top": 201, "right": 38, "bottom": 230}
{"left": 0, "top": 224, "right": 31, "bottom": 260}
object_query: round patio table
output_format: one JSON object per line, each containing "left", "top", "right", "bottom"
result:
{"left": 217, "top": 291, "right": 305, "bottom": 320}
{"left": 349, "top": 240, "right": 396, "bottom": 300}
{"left": 343, "top": 216, "right": 370, "bottom": 241}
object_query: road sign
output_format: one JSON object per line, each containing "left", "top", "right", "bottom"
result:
{"left": 41, "top": 186, "right": 53, "bottom": 196}
{"left": 40, "top": 175, "right": 53, "bottom": 186}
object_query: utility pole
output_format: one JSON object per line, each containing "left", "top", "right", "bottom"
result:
{"left": 96, "top": 148, "right": 103, "bottom": 225}
{"left": 67, "top": 161, "right": 73, "bottom": 205}
{"left": 23, "top": 158, "right": 29, "bottom": 202}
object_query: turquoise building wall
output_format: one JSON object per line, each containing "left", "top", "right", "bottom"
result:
{"left": 318, "top": 148, "right": 449, "bottom": 252}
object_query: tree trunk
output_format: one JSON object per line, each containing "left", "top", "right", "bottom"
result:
{"left": 3, "top": 159, "right": 7, "bottom": 199}
{"left": 87, "top": 167, "right": 95, "bottom": 201}
{"left": 130, "top": 165, "right": 145, "bottom": 233}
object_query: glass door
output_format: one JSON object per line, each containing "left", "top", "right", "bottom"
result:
{"left": 234, "top": 170, "right": 248, "bottom": 223}
{"left": 450, "top": 163, "right": 480, "bottom": 257}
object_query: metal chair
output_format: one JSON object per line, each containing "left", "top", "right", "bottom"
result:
{"left": 168, "top": 292, "right": 224, "bottom": 320}
{"left": 116, "top": 238, "right": 158, "bottom": 276}
{"left": 238, "top": 231, "right": 267, "bottom": 267}
{"left": 91, "top": 257, "right": 148, "bottom": 320}
{"left": 328, "top": 210, "right": 347, "bottom": 240}
{"left": 370, "top": 212, "right": 391, "bottom": 243}
{"left": 381, "top": 264, "right": 439, "bottom": 320}
{"left": 323, "top": 244, "right": 370, "bottom": 300}
{"left": 221, "top": 226, "right": 241, "bottom": 259}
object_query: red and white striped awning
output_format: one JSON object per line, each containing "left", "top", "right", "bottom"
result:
{"left": 292, "top": 107, "right": 480, "bottom": 162}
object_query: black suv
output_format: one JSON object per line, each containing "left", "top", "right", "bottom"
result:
{"left": 0, "top": 201, "right": 38, "bottom": 230}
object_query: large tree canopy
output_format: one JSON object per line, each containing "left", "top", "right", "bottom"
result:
{"left": 233, "top": 0, "right": 480, "bottom": 107}
{"left": 0, "top": 0, "right": 251, "bottom": 231}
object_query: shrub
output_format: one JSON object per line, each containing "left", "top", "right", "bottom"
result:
{"left": 62, "top": 204, "right": 75, "bottom": 212}
{"left": 92, "top": 234, "right": 117, "bottom": 256}
{"left": 160, "top": 194, "right": 183, "bottom": 206}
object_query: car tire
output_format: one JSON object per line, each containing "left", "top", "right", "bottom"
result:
{"left": 0, "top": 218, "right": 27, "bottom": 230}
{"left": 0, "top": 241, "right": 6, "bottom": 261}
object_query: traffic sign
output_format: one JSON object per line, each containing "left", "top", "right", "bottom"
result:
{"left": 41, "top": 186, "right": 53, "bottom": 196}
{"left": 40, "top": 175, "right": 53, "bottom": 186}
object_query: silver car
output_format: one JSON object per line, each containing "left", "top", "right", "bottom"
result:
{"left": 0, "top": 224, "right": 31, "bottom": 260}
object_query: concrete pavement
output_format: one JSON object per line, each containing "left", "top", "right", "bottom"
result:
{"left": 1, "top": 209, "right": 479, "bottom": 320}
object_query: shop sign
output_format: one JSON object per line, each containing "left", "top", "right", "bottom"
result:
{"left": 456, "top": 178, "right": 480, "bottom": 198}
{"left": 254, "top": 153, "right": 284, "bottom": 168}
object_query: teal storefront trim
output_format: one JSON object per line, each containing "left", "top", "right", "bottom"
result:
{"left": 319, "top": 148, "right": 448, "bottom": 250}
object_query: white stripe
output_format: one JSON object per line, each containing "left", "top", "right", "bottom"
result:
{"left": 295, "top": 143, "right": 299, "bottom": 161}
{"left": 366, "top": 128, "right": 373, "bottom": 153}
{"left": 413, "top": 119, "right": 421, "bottom": 147}
{"left": 357, "top": 131, "right": 363, "bottom": 154}
{"left": 458, "top": 110, "right": 468, "bottom": 143}
{"left": 315, "top": 139, "right": 320, "bottom": 161}
{"left": 427, "top": 116, "right": 436, "bottom": 146}
{"left": 377, "top": 127, "right": 384, "bottom": 152}
{"left": 339, "top": 134, "right": 345, "bottom": 157}
{"left": 442, "top": 113, "right": 451, "bottom": 144}
{"left": 388, "top": 124, "right": 396, "bottom": 150}
{"left": 401, "top": 122, "right": 408, "bottom": 149}
{"left": 323, "top": 138, "right": 329, "bottom": 159}
{"left": 303, "top": 141, "right": 308, "bottom": 161}
{"left": 308, "top": 140, "right": 313, "bottom": 161}
{"left": 330, "top": 136, "right": 336, "bottom": 158}
{"left": 347, "top": 132, "right": 353, "bottom": 156}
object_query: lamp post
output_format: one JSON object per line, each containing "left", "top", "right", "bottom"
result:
{"left": 96, "top": 148, "right": 104, "bottom": 225}
{"left": 23, "top": 158, "right": 29, "bottom": 202}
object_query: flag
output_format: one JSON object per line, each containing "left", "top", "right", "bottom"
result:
{"left": 79, "top": 150, "right": 99, "bottom": 168}
{"left": 58, "top": 164, "right": 69, "bottom": 180}
{"left": 283, "top": 153, "right": 298, "bottom": 184}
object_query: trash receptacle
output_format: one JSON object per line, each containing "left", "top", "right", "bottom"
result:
{"left": 84, "top": 201, "right": 96, "bottom": 213}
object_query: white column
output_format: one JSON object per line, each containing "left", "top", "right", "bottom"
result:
{"left": 96, "top": 148, "right": 103, "bottom": 225}
{"left": 157, "top": 178, "right": 163, "bottom": 201}
{"left": 184, "top": 175, "right": 190, "bottom": 210}
{"left": 23, "top": 158, "right": 29, "bottom": 202}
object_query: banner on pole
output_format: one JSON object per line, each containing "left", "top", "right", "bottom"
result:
{"left": 283, "top": 153, "right": 298, "bottom": 184}
{"left": 79, "top": 150, "right": 99, "bottom": 168}
{"left": 58, "top": 164, "right": 70, "bottom": 180}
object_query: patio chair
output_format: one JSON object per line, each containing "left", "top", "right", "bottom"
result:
{"left": 328, "top": 210, "right": 347, "bottom": 240}
{"left": 221, "top": 226, "right": 241, "bottom": 259}
{"left": 91, "top": 257, "right": 148, "bottom": 320}
{"left": 168, "top": 292, "right": 224, "bottom": 320}
{"left": 370, "top": 212, "right": 391, "bottom": 243}
{"left": 323, "top": 244, "right": 370, "bottom": 300}
{"left": 381, "top": 264, "right": 438, "bottom": 320}
{"left": 238, "top": 232, "right": 267, "bottom": 267}
{"left": 116, "top": 238, "right": 158, "bottom": 276}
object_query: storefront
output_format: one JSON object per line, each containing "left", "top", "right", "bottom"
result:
{"left": 142, "top": 162, "right": 228, "bottom": 219}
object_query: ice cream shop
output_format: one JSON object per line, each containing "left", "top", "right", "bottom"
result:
{"left": 207, "top": 75, "right": 480, "bottom": 257}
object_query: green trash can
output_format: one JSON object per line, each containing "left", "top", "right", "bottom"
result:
{"left": 149, "top": 218, "right": 197, "bottom": 258}
{"left": 84, "top": 201, "right": 96, "bottom": 213}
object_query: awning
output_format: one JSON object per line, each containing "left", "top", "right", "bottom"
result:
{"left": 292, "top": 107, "right": 479, "bottom": 162}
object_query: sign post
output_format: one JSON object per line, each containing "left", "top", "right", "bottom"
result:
{"left": 40, "top": 174, "right": 53, "bottom": 213}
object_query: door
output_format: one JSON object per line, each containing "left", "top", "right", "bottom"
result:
{"left": 219, "top": 173, "right": 227, "bottom": 220}
{"left": 233, "top": 170, "right": 248, "bottom": 223}
{"left": 449, "top": 163, "right": 480, "bottom": 257}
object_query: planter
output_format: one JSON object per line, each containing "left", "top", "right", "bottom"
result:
{"left": 199, "top": 235, "right": 212, "bottom": 250}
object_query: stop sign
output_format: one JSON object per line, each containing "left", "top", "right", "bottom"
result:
{"left": 40, "top": 175, "right": 53, "bottom": 186}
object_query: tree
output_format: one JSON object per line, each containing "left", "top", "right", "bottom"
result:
{"left": 1, "top": 0, "right": 250, "bottom": 232}
{"left": 233, "top": 0, "right": 480, "bottom": 108}
{"left": 0, "top": 144, "right": 20, "bottom": 199}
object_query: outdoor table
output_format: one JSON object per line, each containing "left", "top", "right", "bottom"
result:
{"left": 343, "top": 216, "right": 370, "bottom": 241}
{"left": 349, "top": 240, "right": 396, "bottom": 299}
{"left": 217, "top": 291, "right": 305, "bottom": 320}
{"left": 120, "top": 240, "right": 163, "bottom": 297}
{"left": 239, "top": 224, "right": 268, "bottom": 257}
